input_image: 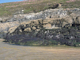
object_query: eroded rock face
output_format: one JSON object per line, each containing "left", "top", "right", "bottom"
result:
{"left": 0, "top": 8, "right": 80, "bottom": 38}
{"left": 2, "top": 8, "right": 80, "bottom": 46}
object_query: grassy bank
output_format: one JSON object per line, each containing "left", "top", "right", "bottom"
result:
{"left": 0, "top": 0, "right": 80, "bottom": 17}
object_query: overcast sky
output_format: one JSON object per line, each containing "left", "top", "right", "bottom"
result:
{"left": 0, "top": 0, "right": 24, "bottom": 3}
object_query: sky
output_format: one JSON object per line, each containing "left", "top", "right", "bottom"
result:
{"left": 0, "top": 0, "right": 24, "bottom": 3}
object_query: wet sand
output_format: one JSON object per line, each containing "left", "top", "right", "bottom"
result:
{"left": 0, "top": 39, "right": 80, "bottom": 60}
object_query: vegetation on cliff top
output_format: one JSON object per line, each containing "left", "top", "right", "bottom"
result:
{"left": 0, "top": 0, "right": 80, "bottom": 17}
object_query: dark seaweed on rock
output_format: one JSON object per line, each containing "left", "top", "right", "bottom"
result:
{"left": 5, "top": 25, "right": 80, "bottom": 47}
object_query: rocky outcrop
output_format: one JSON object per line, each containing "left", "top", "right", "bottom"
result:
{"left": 2, "top": 8, "right": 80, "bottom": 46}
{"left": 0, "top": 8, "right": 80, "bottom": 38}
{"left": 5, "top": 23, "right": 80, "bottom": 46}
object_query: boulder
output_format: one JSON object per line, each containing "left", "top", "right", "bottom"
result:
{"left": 63, "top": 16, "right": 73, "bottom": 24}
{"left": 19, "top": 29, "right": 22, "bottom": 33}
{"left": 62, "top": 16, "right": 73, "bottom": 27}
{"left": 32, "top": 27, "right": 36, "bottom": 30}
{"left": 43, "top": 23, "right": 52, "bottom": 29}
{"left": 8, "top": 26, "right": 18, "bottom": 34}
{"left": 58, "top": 3, "right": 62, "bottom": 8}
{"left": 24, "top": 28, "right": 32, "bottom": 32}
{"left": 62, "top": 22, "right": 68, "bottom": 27}
{"left": 70, "top": 13, "right": 77, "bottom": 21}
{"left": 75, "top": 16, "right": 80, "bottom": 24}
